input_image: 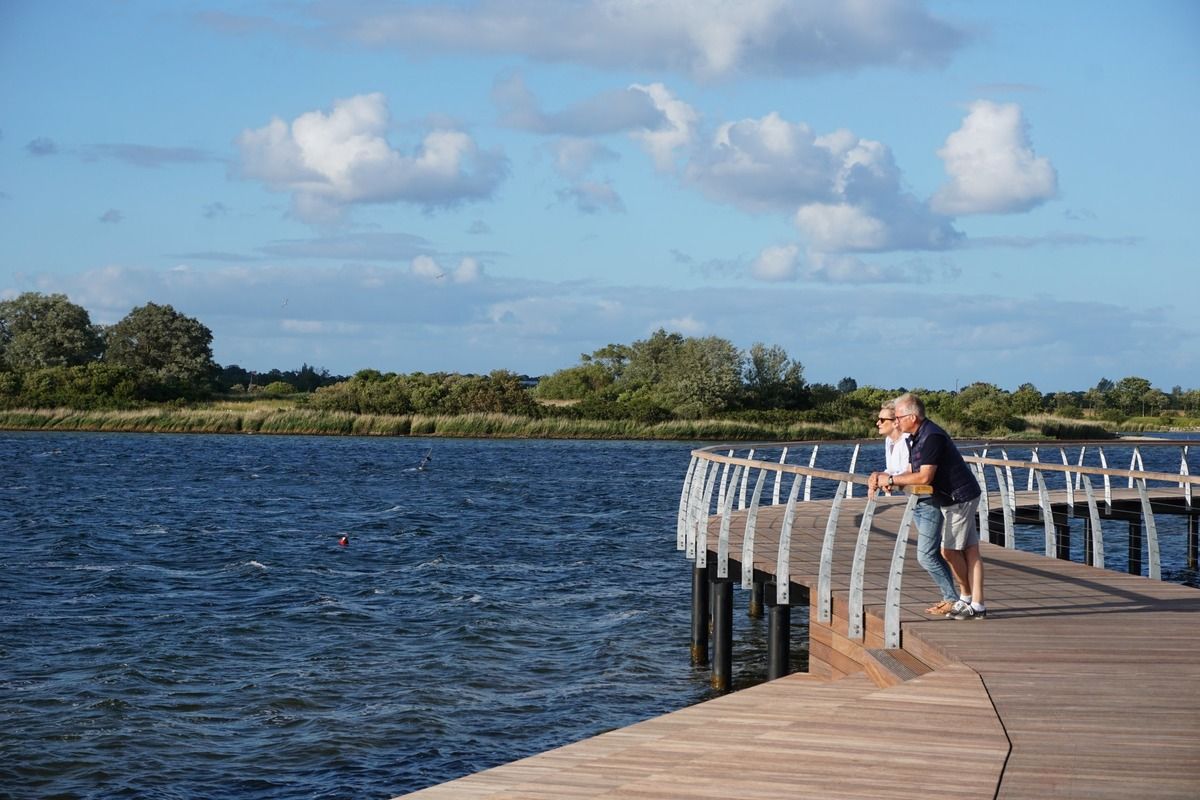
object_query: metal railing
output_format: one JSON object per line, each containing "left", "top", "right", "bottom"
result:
{"left": 677, "top": 439, "right": 1200, "bottom": 652}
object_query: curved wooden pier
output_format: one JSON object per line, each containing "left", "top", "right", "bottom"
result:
{"left": 397, "top": 440, "right": 1200, "bottom": 799}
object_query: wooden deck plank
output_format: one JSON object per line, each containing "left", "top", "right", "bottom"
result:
{"left": 398, "top": 487, "right": 1199, "bottom": 799}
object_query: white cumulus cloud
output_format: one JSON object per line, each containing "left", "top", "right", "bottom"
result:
{"left": 235, "top": 93, "right": 507, "bottom": 222}
{"left": 932, "top": 100, "right": 1058, "bottom": 215}
{"left": 751, "top": 244, "right": 801, "bottom": 282}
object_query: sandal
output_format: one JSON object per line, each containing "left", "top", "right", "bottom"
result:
{"left": 925, "top": 599, "right": 956, "bottom": 615}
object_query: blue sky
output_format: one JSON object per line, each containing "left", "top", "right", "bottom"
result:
{"left": 2, "top": 1, "right": 1197, "bottom": 391}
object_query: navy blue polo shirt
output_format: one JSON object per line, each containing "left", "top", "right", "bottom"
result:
{"left": 907, "top": 418, "right": 981, "bottom": 507}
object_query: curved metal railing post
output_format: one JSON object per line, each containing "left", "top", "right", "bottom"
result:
{"left": 1060, "top": 446, "right": 1075, "bottom": 513}
{"left": 1027, "top": 447, "right": 1040, "bottom": 492}
{"left": 1075, "top": 445, "right": 1087, "bottom": 491}
{"left": 1098, "top": 447, "right": 1112, "bottom": 510}
{"left": 972, "top": 462, "right": 991, "bottom": 544}
{"left": 772, "top": 447, "right": 788, "bottom": 505}
{"left": 741, "top": 468, "right": 768, "bottom": 590}
{"left": 684, "top": 458, "right": 710, "bottom": 559}
{"left": 1034, "top": 468, "right": 1057, "bottom": 558}
{"left": 716, "top": 465, "right": 743, "bottom": 579}
{"left": 884, "top": 493, "right": 920, "bottom": 650}
{"left": 775, "top": 473, "right": 803, "bottom": 606}
{"left": 993, "top": 465, "right": 1016, "bottom": 548}
{"left": 677, "top": 455, "right": 698, "bottom": 551}
{"left": 1182, "top": 445, "right": 1192, "bottom": 508}
{"left": 846, "top": 443, "right": 860, "bottom": 499}
{"left": 816, "top": 480, "right": 849, "bottom": 624}
{"left": 804, "top": 446, "right": 819, "bottom": 502}
{"left": 1128, "top": 446, "right": 1144, "bottom": 489}
{"left": 1001, "top": 449, "right": 1017, "bottom": 515}
{"left": 694, "top": 460, "right": 721, "bottom": 568}
{"left": 1081, "top": 474, "right": 1105, "bottom": 569}
{"left": 1135, "top": 477, "right": 1161, "bottom": 580}
{"left": 847, "top": 494, "right": 878, "bottom": 641}
{"left": 738, "top": 449, "right": 753, "bottom": 510}
{"left": 716, "top": 449, "right": 733, "bottom": 511}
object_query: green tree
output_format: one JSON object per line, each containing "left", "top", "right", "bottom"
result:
{"left": 0, "top": 292, "right": 103, "bottom": 369}
{"left": 743, "top": 343, "right": 806, "bottom": 410}
{"left": 1112, "top": 376, "right": 1153, "bottom": 415}
{"left": 104, "top": 302, "right": 217, "bottom": 398}
{"left": 1010, "top": 383, "right": 1044, "bottom": 415}
{"left": 836, "top": 376, "right": 858, "bottom": 394}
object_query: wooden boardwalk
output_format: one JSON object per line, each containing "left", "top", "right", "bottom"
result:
{"left": 398, "top": 490, "right": 1200, "bottom": 799}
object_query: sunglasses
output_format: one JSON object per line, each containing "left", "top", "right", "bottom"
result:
{"left": 876, "top": 417, "right": 894, "bottom": 423}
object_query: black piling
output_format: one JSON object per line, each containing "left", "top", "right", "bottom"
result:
{"left": 765, "top": 584, "right": 790, "bottom": 681}
{"left": 690, "top": 563, "right": 709, "bottom": 666}
{"left": 1084, "top": 517, "right": 1094, "bottom": 567}
{"left": 748, "top": 579, "right": 764, "bottom": 619}
{"left": 710, "top": 577, "right": 733, "bottom": 692}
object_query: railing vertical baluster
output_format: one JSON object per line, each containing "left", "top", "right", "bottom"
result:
{"left": 1075, "top": 445, "right": 1087, "bottom": 491}
{"left": 694, "top": 461, "right": 721, "bottom": 569}
{"left": 994, "top": 465, "right": 1015, "bottom": 549}
{"left": 847, "top": 495, "right": 878, "bottom": 641}
{"left": 973, "top": 463, "right": 992, "bottom": 544}
{"left": 1181, "top": 446, "right": 1192, "bottom": 508}
{"left": 716, "top": 450, "right": 733, "bottom": 510}
{"left": 1099, "top": 447, "right": 1112, "bottom": 511}
{"left": 774, "top": 473, "right": 803, "bottom": 606}
{"left": 1128, "top": 446, "right": 1144, "bottom": 489}
{"left": 1082, "top": 475, "right": 1105, "bottom": 569}
{"left": 1002, "top": 449, "right": 1017, "bottom": 515}
{"left": 1027, "top": 447, "right": 1040, "bottom": 492}
{"left": 804, "top": 446, "right": 819, "bottom": 502}
{"left": 738, "top": 450, "right": 753, "bottom": 510}
{"left": 1135, "top": 477, "right": 1161, "bottom": 580}
{"left": 773, "top": 447, "right": 788, "bottom": 505}
{"left": 677, "top": 456, "right": 698, "bottom": 551}
{"left": 816, "top": 481, "right": 849, "bottom": 624}
{"left": 685, "top": 459, "right": 710, "bottom": 560}
{"left": 847, "top": 443, "right": 860, "bottom": 499}
{"left": 884, "top": 494, "right": 920, "bottom": 649}
{"left": 1034, "top": 469, "right": 1057, "bottom": 558}
{"left": 1060, "top": 446, "right": 1075, "bottom": 514}
{"left": 716, "top": 465, "right": 743, "bottom": 579}
{"left": 741, "top": 468, "right": 768, "bottom": 590}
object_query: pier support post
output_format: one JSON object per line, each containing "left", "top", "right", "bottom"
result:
{"left": 690, "top": 563, "right": 709, "bottom": 665}
{"left": 711, "top": 577, "right": 733, "bottom": 692}
{"left": 1128, "top": 520, "right": 1143, "bottom": 576}
{"left": 765, "top": 584, "right": 790, "bottom": 681}
{"left": 749, "top": 578, "right": 764, "bottom": 619}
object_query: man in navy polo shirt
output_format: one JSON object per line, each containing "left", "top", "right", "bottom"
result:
{"left": 868, "top": 393, "right": 986, "bottom": 620}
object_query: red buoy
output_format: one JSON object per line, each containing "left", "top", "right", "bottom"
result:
{"left": 338, "top": 535, "right": 349, "bottom": 547}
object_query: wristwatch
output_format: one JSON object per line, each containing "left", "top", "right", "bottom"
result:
{"left": 887, "top": 475, "right": 895, "bottom": 488}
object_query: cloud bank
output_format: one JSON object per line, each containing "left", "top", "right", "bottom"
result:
{"left": 235, "top": 93, "right": 508, "bottom": 222}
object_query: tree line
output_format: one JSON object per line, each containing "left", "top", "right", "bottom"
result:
{"left": 1, "top": 292, "right": 1196, "bottom": 433}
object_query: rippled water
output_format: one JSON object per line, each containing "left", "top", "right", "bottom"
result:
{"left": 2, "top": 432, "right": 1194, "bottom": 798}
{"left": 0, "top": 433, "right": 809, "bottom": 799}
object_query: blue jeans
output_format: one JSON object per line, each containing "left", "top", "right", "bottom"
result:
{"left": 913, "top": 499, "right": 958, "bottom": 602}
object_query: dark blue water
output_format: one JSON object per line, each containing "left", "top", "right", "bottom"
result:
{"left": 3, "top": 433, "right": 1194, "bottom": 799}
{"left": 0, "top": 433, "right": 809, "bottom": 800}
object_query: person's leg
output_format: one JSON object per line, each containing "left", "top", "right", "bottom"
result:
{"left": 942, "top": 547, "right": 969, "bottom": 597}
{"left": 964, "top": 544, "right": 984, "bottom": 606}
{"left": 913, "top": 500, "right": 958, "bottom": 604}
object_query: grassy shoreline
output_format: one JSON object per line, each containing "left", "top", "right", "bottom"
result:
{"left": 3, "top": 406, "right": 1196, "bottom": 442}
{"left": 0, "top": 406, "right": 863, "bottom": 441}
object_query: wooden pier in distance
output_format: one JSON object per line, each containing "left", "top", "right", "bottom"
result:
{"left": 397, "top": 452, "right": 1200, "bottom": 799}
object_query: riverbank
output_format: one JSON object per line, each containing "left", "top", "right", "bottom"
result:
{"left": 0, "top": 406, "right": 859, "bottom": 441}
{"left": 3, "top": 405, "right": 1192, "bottom": 442}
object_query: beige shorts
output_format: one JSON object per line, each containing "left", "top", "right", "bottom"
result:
{"left": 941, "top": 497, "right": 981, "bottom": 550}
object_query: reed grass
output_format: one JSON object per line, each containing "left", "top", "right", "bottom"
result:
{"left": 3, "top": 405, "right": 1189, "bottom": 441}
